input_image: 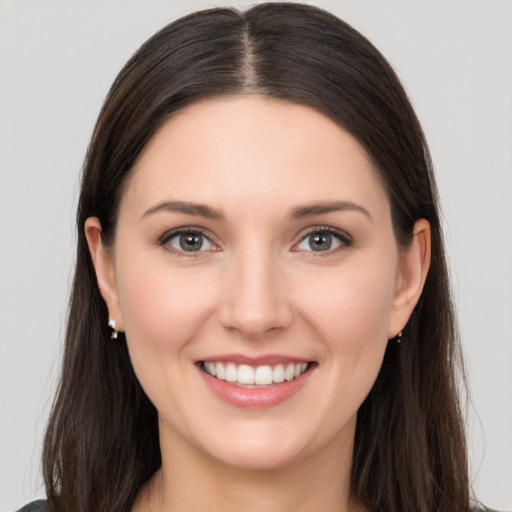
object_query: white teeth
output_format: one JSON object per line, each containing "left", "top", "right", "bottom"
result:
{"left": 285, "top": 363, "right": 295, "bottom": 381}
{"left": 204, "top": 362, "right": 216, "bottom": 377}
{"left": 237, "top": 364, "right": 255, "bottom": 385}
{"left": 225, "top": 363, "right": 237, "bottom": 382}
{"left": 255, "top": 365, "right": 273, "bottom": 385}
{"left": 272, "top": 364, "right": 285, "bottom": 383}
{"left": 215, "top": 362, "right": 225, "bottom": 380}
{"left": 203, "top": 361, "right": 309, "bottom": 385}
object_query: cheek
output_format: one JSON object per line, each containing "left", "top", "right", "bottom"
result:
{"left": 293, "top": 257, "right": 396, "bottom": 405}
{"left": 114, "top": 254, "right": 222, "bottom": 417}
{"left": 296, "top": 261, "right": 397, "bottom": 349}
{"left": 115, "top": 251, "right": 218, "bottom": 358}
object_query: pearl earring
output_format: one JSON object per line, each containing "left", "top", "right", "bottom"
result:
{"left": 108, "top": 319, "right": 119, "bottom": 339}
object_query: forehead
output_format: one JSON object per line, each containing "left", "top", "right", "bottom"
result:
{"left": 121, "top": 96, "right": 389, "bottom": 217}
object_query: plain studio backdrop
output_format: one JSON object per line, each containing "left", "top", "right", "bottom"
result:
{"left": 0, "top": 1, "right": 510, "bottom": 510}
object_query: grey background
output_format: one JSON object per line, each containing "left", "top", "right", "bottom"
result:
{"left": 1, "top": 1, "right": 511, "bottom": 510}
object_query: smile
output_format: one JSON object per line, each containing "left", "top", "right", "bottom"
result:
{"left": 202, "top": 361, "right": 309, "bottom": 387}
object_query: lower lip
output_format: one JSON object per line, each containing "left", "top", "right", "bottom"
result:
{"left": 198, "top": 365, "right": 314, "bottom": 409}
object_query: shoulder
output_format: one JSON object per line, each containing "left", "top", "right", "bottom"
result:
{"left": 15, "top": 500, "right": 48, "bottom": 512}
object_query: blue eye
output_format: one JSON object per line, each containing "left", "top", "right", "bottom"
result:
{"left": 163, "top": 230, "right": 216, "bottom": 253}
{"left": 296, "top": 229, "right": 350, "bottom": 252}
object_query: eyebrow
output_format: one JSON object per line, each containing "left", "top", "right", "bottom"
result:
{"left": 141, "top": 200, "right": 225, "bottom": 221}
{"left": 287, "top": 201, "right": 372, "bottom": 222}
{"left": 140, "top": 199, "right": 372, "bottom": 223}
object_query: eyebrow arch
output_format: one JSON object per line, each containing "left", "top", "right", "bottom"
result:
{"left": 288, "top": 201, "right": 372, "bottom": 222}
{"left": 141, "top": 200, "right": 225, "bottom": 221}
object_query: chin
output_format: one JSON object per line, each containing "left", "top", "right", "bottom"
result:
{"left": 205, "top": 438, "right": 310, "bottom": 471}
{"left": 185, "top": 411, "right": 355, "bottom": 473}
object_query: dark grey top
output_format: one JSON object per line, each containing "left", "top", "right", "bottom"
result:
{"left": 16, "top": 501, "right": 47, "bottom": 512}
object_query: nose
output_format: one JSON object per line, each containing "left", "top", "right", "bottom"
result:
{"left": 217, "top": 250, "right": 293, "bottom": 339}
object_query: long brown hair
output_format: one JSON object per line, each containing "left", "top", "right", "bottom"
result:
{"left": 42, "top": 4, "right": 474, "bottom": 511}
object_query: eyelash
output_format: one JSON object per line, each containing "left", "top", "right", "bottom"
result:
{"left": 159, "top": 228, "right": 218, "bottom": 257}
{"left": 158, "top": 225, "right": 353, "bottom": 256}
{"left": 293, "top": 226, "right": 353, "bottom": 255}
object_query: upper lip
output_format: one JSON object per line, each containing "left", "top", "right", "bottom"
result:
{"left": 198, "top": 354, "right": 313, "bottom": 366}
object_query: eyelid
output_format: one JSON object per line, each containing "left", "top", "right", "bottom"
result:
{"left": 292, "top": 225, "right": 353, "bottom": 253}
{"left": 159, "top": 226, "right": 220, "bottom": 255}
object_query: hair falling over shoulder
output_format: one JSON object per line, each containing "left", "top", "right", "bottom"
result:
{"left": 42, "top": 3, "right": 479, "bottom": 511}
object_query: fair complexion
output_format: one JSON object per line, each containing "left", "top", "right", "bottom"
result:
{"left": 86, "top": 96, "right": 430, "bottom": 512}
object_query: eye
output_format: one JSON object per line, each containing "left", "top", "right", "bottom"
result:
{"left": 294, "top": 228, "right": 351, "bottom": 253}
{"left": 161, "top": 229, "right": 217, "bottom": 254}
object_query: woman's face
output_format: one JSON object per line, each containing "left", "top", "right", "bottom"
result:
{"left": 87, "top": 96, "right": 428, "bottom": 471}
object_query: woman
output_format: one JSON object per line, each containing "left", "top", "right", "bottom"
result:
{"left": 16, "top": 3, "right": 490, "bottom": 511}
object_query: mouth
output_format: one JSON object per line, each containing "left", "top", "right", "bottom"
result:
{"left": 200, "top": 361, "right": 312, "bottom": 388}
{"left": 196, "top": 356, "right": 317, "bottom": 408}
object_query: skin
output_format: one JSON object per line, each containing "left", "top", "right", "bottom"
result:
{"left": 86, "top": 96, "right": 431, "bottom": 512}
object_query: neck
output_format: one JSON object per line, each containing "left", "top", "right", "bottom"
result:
{"left": 133, "top": 418, "right": 364, "bottom": 512}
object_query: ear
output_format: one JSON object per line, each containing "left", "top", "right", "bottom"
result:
{"left": 388, "top": 219, "right": 431, "bottom": 338}
{"left": 84, "top": 217, "right": 124, "bottom": 332}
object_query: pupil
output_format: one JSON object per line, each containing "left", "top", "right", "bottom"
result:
{"left": 180, "top": 233, "right": 202, "bottom": 251}
{"left": 310, "top": 233, "right": 331, "bottom": 251}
